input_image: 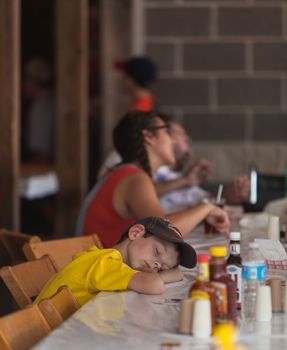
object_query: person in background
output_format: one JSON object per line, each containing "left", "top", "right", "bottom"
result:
{"left": 118, "top": 55, "right": 157, "bottom": 112}
{"left": 76, "top": 111, "right": 230, "bottom": 247}
{"left": 22, "top": 58, "right": 55, "bottom": 163}
{"left": 97, "top": 56, "right": 157, "bottom": 177}
{"left": 36, "top": 217, "right": 197, "bottom": 306}
{"left": 154, "top": 117, "right": 250, "bottom": 214}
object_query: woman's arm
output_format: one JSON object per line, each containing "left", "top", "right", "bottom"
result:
{"left": 116, "top": 172, "right": 230, "bottom": 236}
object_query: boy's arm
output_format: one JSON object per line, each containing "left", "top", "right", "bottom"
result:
{"left": 128, "top": 267, "right": 184, "bottom": 295}
{"left": 159, "top": 267, "right": 184, "bottom": 283}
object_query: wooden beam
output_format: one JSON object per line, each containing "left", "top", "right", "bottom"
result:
{"left": 100, "top": 0, "right": 132, "bottom": 157}
{"left": 55, "top": 0, "right": 88, "bottom": 234}
{"left": 0, "top": 0, "right": 20, "bottom": 230}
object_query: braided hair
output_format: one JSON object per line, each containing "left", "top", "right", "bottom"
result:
{"left": 113, "top": 110, "right": 160, "bottom": 177}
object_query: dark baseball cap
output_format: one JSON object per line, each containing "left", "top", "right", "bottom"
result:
{"left": 115, "top": 56, "right": 157, "bottom": 87}
{"left": 135, "top": 217, "right": 197, "bottom": 269}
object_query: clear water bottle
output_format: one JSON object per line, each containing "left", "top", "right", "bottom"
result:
{"left": 241, "top": 242, "right": 267, "bottom": 319}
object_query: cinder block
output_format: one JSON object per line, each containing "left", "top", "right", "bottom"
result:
{"left": 219, "top": 7, "right": 282, "bottom": 36}
{"left": 218, "top": 78, "right": 281, "bottom": 106}
{"left": 146, "top": 7, "right": 210, "bottom": 36}
{"left": 254, "top": 42, "right": 287, "bottom": 71}
{"left": 183, "top": 112, "right": 245, "bottom": 141}
{"left": 184, "top": 43, "right": 245, "bottom": 71}
{"left": 146, "top": 43, "right": 175, "bottom": 72}
{"left": 154, "top": 78, "right": 209, "bottom": 106}
{"left": 253, "top": 113, "right": 287, "bottom": 141}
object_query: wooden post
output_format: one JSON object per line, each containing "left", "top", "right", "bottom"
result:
{"left": 0, "top": 0, "right": 20, "bottom": 230}
{"left": 100, "top": 0, "right": 131, "bottom": 157}
{"left": 55, "top": 0, "right": 88, "bottom": 234}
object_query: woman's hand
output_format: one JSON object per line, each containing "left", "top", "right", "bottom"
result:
{"left": 205, "top": 205, "right": 230, "bottom": 235}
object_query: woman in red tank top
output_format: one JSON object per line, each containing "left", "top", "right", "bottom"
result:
{"left": 76, "top": 111, "right": 230, "bottom": 247}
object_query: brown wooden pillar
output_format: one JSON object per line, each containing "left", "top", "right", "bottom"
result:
{"left": 55, "top": 0, "right": 88, "bottom": 234}
{"left": 0, "top": 0, "right": 20, "bottom": 230}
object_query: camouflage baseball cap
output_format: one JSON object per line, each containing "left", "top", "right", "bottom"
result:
{"left": 135, "top": 216, "right": 197, "bottom": 269}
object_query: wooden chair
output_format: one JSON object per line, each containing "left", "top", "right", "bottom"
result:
{"left": 0, "top": 229, "right": 41, "bottom": 266}
{"left": 38, "top": 286, "right": 80, "bottom": 329}
{"left": 23, "top": 234, "right": 103, "bottom": 270}
{"left": 0, "top": 304, "right": 51, "bottom": 350}
{"left": 0, "top": 255, "right": 58, "bottom": 309}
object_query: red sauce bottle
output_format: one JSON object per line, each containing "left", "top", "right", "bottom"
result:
{"left": 209, "top": 246, "right": 237, "bottom": 323}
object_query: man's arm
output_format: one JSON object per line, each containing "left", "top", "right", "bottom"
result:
{"left": 128, "top": 267, "right": 184, "bottom": 294}
{"left": 154, "top": 159, "right": 214, "bottom": 196}
{"left": 154, "top": 177, "right": 191, "bottom": 196}
{"left": 224, "top": 175, "right": 250, "bottom": 204}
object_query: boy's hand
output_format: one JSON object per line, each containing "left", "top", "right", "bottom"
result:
{"left": 159, "top": 267, "right": 184, "bottom": 283}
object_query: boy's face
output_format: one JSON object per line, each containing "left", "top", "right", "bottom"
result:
{"left": 126, "top": 225, "right": 179, "bottom": 272}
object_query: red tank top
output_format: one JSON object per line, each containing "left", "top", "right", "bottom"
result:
{"left": 81, "top": 165, "right": 143, "bottom": 247}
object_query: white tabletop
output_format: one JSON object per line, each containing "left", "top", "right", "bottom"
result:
{"left": 20, "top": 164, "right": 59, "bottom": 199}
{"left": 20, "top": 171, "right": 59, "bottom": 199}
{"left": 33, "top": 214, "right": 287, "bottom": 350}
{"left": 32, "top": 276, "right": 287, "bottom": 350}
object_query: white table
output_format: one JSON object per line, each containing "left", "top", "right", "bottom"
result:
{"left": 33, "top": 215, "right": 287, "bottom": 350}
{"left": 20, "top": 164, "right": 59, "bottom": 200}
{"left": 32, "top": 277, "right": 287, "bottom": 350}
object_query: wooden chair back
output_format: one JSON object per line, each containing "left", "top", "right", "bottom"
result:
{"left": 0, "top": 229, "right": 41, "bottom": 266}
{"left": 38, "top": 286, "right": 80, "bottom": 329}
{"left": 0, "top": 255, "right": 58, "bottom": 309}
{"left": 23, "top": 234, "right": 103, "bottom": 270}
{"left": 0, "top": 304, "right": 51, "bottom": 350}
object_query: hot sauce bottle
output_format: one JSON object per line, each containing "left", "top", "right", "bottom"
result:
{"left": 227, "top": 232, "right": 242, "bottom": 309}
{"left": 209, "top": 246, "right": 237, "bottom": 323}
{"left": 189, "top": 253, "right": 216, "bottom": 329}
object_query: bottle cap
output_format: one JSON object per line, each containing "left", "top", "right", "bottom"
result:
{"left": 230, "top": 232, "right": 240, "bottom": 241}
{"left": 249, "top": 242, "right": 259, "bottom": 249}
{"left": 198, "top": 253, "right": 209, "bottom": 263}
{"left": 209, "top": 246, "right": 227, "bottom": 257}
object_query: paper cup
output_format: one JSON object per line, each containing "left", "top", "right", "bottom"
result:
{"left": 267, "top": 216, "right": 280, "bottom": 240}
{"left": 256, "top": 285, "right": 272, "bottom": 322}
{"left": 270, "top": 279, "right": 282, "bottom": 312}
{"left": 284, "top": 281, "right": 287, "bottom": 313}
{"left": 191, "top": 299, "right": 212, "bottom": 338}
{"left": 179, "top": 299, "right": 193, "bottom": 334}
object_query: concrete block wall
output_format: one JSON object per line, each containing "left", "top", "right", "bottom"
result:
{"left": 143, "top": 0, "right": 287, "bottom": 181}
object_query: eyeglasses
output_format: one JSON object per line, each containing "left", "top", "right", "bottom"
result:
{"left": 148, "top": 124, "right": 171, "bottom": 134}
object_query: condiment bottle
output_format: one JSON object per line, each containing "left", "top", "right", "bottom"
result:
{"left": 210, "top": 246, "right": 237, "bottom": 323}
{"left": 189, "top": 253, "right": 216, "bottom": 329}
{"left": 227, "top": 232, "right": 242, "bottom": 309}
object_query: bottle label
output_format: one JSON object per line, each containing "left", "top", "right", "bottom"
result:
{"left": 210, "top": 281, "right": 228, "bottom": 321}
{"left": 230, "top": 243, "right": 240, "bottom": 255}
{"left": 227, "top": 264, "right": 242, "bottom": 305}
{"left": 190, "top": 290, "right": 209, "bottom": 300}
{"left": 242, "top": 264, "right": 266, "bottom": 281}
{"left": 197, "top": 262, "right": 209, "bottom": 281}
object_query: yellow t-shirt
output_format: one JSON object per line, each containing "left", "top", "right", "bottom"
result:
{"left": 35, "top": 246, "right": 139, "bottom": 306}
